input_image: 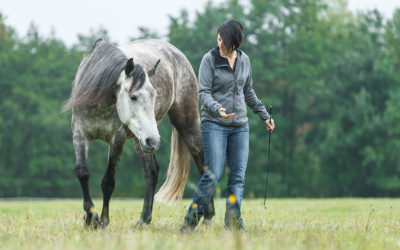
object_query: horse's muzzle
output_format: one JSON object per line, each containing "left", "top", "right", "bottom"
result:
{"left": 140, "top": 137, "right": 160, "bottom": 153}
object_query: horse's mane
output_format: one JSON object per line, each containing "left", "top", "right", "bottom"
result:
{"left": 63, "top": 39, "right": 144, "bottom": 111}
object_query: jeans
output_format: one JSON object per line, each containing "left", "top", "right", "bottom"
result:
{"left": 184, "top": 121, "right": 249, "bottom": 226}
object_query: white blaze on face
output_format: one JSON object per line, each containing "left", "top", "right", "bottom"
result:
{"left": 116, "top": 72, "right": 160, "bottom": 152}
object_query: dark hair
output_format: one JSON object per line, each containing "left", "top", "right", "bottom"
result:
{"left": 217, "top": 19, "right": 243, "bottom": 53}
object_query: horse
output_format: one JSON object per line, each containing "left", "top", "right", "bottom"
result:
{"left": 63, "top": 39, "right": 215, "bottom": 229}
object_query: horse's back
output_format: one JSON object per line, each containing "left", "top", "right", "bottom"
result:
{"left": 120, "top": 39, "right": 191, "bottom": 68}
{"left": 120, "top": 39, "right": 196, "bottom": 84}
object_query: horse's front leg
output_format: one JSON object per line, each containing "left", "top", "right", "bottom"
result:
{"left": 100, "top": 135, "right": 125, "bottom": 229}
{"left": 73, "top": 130, "right": 100, "bottom": 229}
{"left": 133, "top": 138, "right": 159, "bottom": 227}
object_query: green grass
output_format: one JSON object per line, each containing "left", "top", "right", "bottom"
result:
{"left": 0, "top": 198, "right": 399, "bottom": 249}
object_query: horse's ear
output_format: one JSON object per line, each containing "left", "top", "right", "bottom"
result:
{"left": 125, "top": 58, "right": 134, "bottom": 77}
{"left": 148, "top": 59, "right": 161, "bottom": 77}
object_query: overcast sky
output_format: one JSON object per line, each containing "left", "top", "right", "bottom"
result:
{"left": 0, "top": 0, "right": 399, "bottom": 46}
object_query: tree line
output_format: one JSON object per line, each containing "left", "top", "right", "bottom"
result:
{"left": 0, "top": 0, "right": 399, "bottom": 198}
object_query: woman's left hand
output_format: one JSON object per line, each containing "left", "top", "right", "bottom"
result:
{"left": 265, "top": 118, "right": 275, "bottom": 132}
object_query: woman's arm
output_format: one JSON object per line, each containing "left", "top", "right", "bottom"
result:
{"left": 243, "top": 64, "right": 270, "bottom": 120}
{"left": 243, "top": 60, "right": 275, "bottom": 131}
{"left": 198, "top": 54, "right": 223, "bottom": 116}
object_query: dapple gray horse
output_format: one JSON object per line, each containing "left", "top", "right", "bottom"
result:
{"left": 63, "top": 39, "right": 215, "bottom": 229}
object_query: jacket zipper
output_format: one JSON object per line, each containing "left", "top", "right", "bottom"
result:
{"left": 231, "top": 58, "right": 240, "bottom": 125}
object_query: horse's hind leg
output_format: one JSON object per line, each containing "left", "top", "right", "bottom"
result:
{"left": 168, "top": 104, "right": 216, "bottom": 222}
{"left": 100, "top": 136, "right": 125, "bottom": 229}
{"left": 133, "top": 138, "right": 159, "bottom": 226}
{"left": 73, "top": 130, "right": 100, "bottom": 229}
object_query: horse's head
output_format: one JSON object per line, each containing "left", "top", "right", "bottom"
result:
{"left": 116, "top": 58, "right": 161, "bottom": 153}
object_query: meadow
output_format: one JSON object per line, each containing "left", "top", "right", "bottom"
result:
{"left": 0, "top": 199, "right": 399, "bottom": 250}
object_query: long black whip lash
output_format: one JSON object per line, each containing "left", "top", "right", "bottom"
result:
{"left": 264, "top": 106, "right": 272, "bottom": 209}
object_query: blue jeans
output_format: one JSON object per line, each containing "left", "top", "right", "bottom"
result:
{"left": 184, "top": 121, "right": 249, "bottom": 226}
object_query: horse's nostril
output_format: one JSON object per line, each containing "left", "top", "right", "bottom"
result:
{"left": 145, "top": 138, "right": 153, "bottom": 147}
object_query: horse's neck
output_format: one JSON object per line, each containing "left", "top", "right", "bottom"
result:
{"left": 92, "top": 101, "right": 117, "bottom": 117}
{"left": 76, "top": 97, "right": 118, "bottom": 120}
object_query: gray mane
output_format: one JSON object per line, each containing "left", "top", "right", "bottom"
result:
{"left": 63, "top": 39, "right": 128, "bottom": 111}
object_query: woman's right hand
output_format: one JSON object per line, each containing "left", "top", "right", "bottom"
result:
{"left": 265, "top": 118, "right": 275, "bottom": 132}
{"left": 219, "top": 107, "right": 235, "bottom": 119}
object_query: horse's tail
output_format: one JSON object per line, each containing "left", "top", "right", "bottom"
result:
{"left": 154, "top": 126, "right": 191, "bottom": 204}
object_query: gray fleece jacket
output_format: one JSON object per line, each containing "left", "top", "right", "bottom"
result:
{"left": 198, "top": 46, "right": 270, "bottom": 126}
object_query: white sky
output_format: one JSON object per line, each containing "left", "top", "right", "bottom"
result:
{"left": 0, "top": 0, "right": 399, "bottom": 46}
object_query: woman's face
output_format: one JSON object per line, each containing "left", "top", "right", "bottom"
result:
{"left": 217, "top": 33, "right": 227, "bottom": 55}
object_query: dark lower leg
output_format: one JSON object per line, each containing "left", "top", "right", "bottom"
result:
{"left": 100, "top": 167, "right": 115, "bottom": 226}
{"left": 140, "top": 154, "right": 159, "bottom": 224}
{"left": 100, "top": 142, "right": 123, "bottom": 227}
{"left": 133, "top": 138, "right": 159, "bottom": 225}
{"left": 76, "top": 164, "right": 95, "bottom": 226}
{"left": 73, "top": 134, "right": 95, "bottom": 227}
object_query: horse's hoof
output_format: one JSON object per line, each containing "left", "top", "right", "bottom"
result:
{"left": 83, "top": 212, "right": 101, "bottom": 230}
{"left": 100, "top": 218, "right": 109, "bottom": 230}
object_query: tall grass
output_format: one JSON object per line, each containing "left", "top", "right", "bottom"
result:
{"left": 0, "top": 199, "right": 399, "bottom": 249}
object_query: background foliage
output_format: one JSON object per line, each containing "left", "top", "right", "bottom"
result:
{"left": 0, "top": 0, "right": 399, "bottom": 198}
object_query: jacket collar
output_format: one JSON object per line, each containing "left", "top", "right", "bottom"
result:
{"left": 211, "top": 46, "right": 241, "bottom": 68}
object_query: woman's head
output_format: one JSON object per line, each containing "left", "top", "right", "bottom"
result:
{"left": 217, "top": 19, "right": 243, "bottom": 54}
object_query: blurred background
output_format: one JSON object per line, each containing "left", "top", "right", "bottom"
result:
{"left": 0, "top": 0, "right": 399, "bottom": 198}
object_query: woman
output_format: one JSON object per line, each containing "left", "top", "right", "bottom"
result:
{"left": 180, "top": 19, "right": 275, "bottom": 232}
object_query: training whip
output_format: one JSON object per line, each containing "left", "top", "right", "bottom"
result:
{"left": 263, "top": 106, "right": 272, "bottom": 209}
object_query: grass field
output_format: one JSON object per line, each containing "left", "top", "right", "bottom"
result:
{"left": 0, "top": 198, "right": 400, "bottom": 249}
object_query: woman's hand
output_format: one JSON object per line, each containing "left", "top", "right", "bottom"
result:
{"left": 265, "top": 118, "right": 275, "bottom": 132}
{"left": 219, "top": 107, "right": 235, "bottom": 119}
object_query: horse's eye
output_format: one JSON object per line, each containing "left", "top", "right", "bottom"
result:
{"left": 130, "top": 95, "right": 137, "bottom": 101}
